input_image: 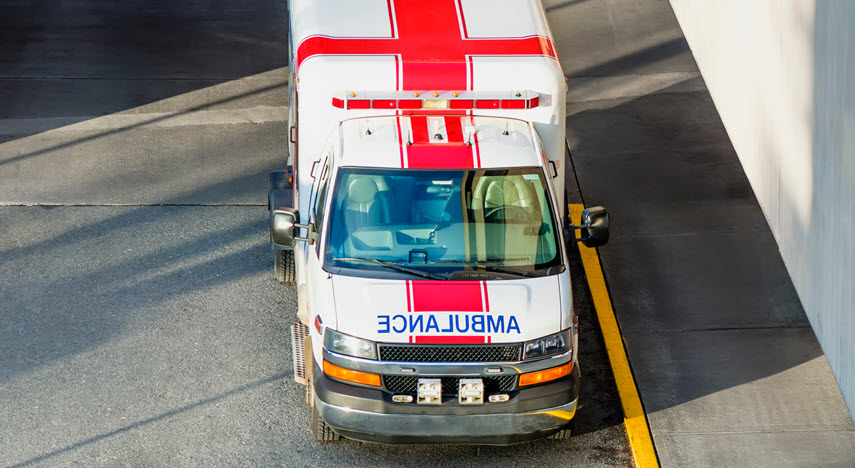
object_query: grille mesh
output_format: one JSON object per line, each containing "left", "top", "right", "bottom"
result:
{"left": 378, "top": 344, "right": 521, "bottom": 363}
{"left": 383, "top": 375, "right": 517, "bottom": 395}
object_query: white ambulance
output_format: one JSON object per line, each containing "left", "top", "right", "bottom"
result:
{"left": 269, "top": 0, "right": 609, "bottom": 444}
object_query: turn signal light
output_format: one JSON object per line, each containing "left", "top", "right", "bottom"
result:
{"left": 323, "top": 360, "right": 381, "bottom": 387}
{"left": 518, "top": 362, "right": 573, "bottom": 387}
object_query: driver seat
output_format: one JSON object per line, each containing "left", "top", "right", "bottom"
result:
{"left": 343, "top": 176, "right": 392, "bottom": 227}
{"left": 473, "top": 176, "right": 534, "bottom": 212}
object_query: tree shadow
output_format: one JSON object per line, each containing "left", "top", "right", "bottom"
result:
{"left": 0, "top": 0, "right": 288, "bottom": 135}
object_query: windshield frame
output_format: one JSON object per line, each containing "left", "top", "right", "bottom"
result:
{"left": 318, "top": 166, "right": 567, "bottom": 280}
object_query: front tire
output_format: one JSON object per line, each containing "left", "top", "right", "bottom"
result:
{"left": 311, "top": 402, "right": 340, "bottom": 442}
{"left": 549, "top": 418, "right": 576, "bottom": 439}
{"left": 274, "top": 249, "right": 295, "bottom": 284}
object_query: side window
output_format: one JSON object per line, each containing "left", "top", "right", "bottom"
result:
{"left": 311, "top": 156, "right": 331, "bottom": 254}
{"left": 313, "top": 163, "right": 329, "bottom": 223}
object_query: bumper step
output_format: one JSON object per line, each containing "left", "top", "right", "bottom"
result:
{"left": 291, "top": 322, "right": 310, "bottom": 385}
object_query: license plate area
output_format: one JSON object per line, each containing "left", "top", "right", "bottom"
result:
{"left": 458, "top": 378, "right": 484, "bottom": 405}
{"left": 417, "top": 378, "right": 442, "bottom": 405}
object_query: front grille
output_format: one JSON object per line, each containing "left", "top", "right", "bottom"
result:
{"left": 378, "top": 344, "right": 521, "bottom": 363}
{"left": 383, "top": 375, "right": 517, "bottom": 395}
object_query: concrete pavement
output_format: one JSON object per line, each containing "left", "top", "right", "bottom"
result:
{"left": 547, "top": 0, "right": 855, "bottom": 465}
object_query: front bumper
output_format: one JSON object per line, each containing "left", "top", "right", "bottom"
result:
{"left": 313, "top": 362, "right": 580, "bottom": 445}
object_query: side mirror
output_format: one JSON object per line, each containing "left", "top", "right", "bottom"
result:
{"left": 271, "top": 208, "right": 299, "bottom": 248}
{"left": 271, "top": 208, "right": 316, "bottom": 247}
{"left": 570, "top": 206, "right": 610, "bottom": 247}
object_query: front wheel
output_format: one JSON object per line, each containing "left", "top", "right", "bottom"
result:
{"left": 549, "top": 418, "right": 576, "bottom": 439}
{"left": 274, "top": 249, "right": 295, "bottom": 284}
{"left": 311, "top": 402, "right": 340, "bottom": 442}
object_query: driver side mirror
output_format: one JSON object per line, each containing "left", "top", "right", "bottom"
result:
{"left": 271, "top": 208, "right": 315, "bottom": 247}
{"left": 570, "top": 206, "right": 610, "bottom": 248}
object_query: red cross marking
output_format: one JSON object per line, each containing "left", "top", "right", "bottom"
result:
{"left": 406, "top": 115, "right": 475, "bottom": 168}
{"left": 296, "top": 0, "right": 558, "bottom": 91}
{"left": 406, "top": 280, "right": 491, "bottom": 344}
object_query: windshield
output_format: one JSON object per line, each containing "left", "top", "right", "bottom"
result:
{"left": 323, "top": 168, "right": 562, "bottom": 278}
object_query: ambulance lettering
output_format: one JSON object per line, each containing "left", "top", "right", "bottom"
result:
{"left": 376, "top": 280, "right": 521, "bottom": 338}
{"left": 377, "top": 314, "right": 521, "bottom": 334}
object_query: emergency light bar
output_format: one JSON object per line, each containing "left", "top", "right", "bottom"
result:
{"left": 331, "top": 90, "right": 540, "bottom": 111}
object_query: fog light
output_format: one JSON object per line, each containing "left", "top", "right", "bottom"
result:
{"left": 458, "top": 379, "right": 484, "bottom": 405}
{"left": 488, "top": 394, "right": 510, "bottom": 403}
{"left": 417, "top": 379, "right": 442, "bottom": 405}
{"left": 392, "top": 394, "right": 413, "bottom": 403}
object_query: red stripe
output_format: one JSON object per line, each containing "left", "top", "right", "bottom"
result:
{"left": 405, "top": 279, "right": 412, "bottom": 312}
{"left": 444, "top": 116, "right": 464, "bottom": 143}
{"left": 415, "top": 335, "right": 486, "bottom": 344}
{"left": 394, "top": 54, "right": 400, "bottom": 91}
{"left": 409, "top": 116, "right": 430, "bottom": 144}
{"left": 457, "top": 0, "right": 469, "bottom": 39}
{"left": 473, "top": 124, "right": 481, "bottom": 168}
{"left": 386, "top": 0, "right": 396, "bottom": 37}
{"left": 407, "top": 146, "right": 474, "bottom": 169}
{"left": 405, "top": 116, "right": 475, "bottom": 169}
{"left": 411, "top": 281, "right": 484, "bottom": 312}
{"left": 481, "top": 282, "right": 490, "bottom": 312}
{"left": 468, "top": 57, "right": 474, "bottom": 91}
{"left": 396, "top": 117, "right": 406, "bottom": 168}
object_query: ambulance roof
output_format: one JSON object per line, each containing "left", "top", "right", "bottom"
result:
{"left": 337, "top": 116, "right": 542, "bottom": 170}
{"left": 290, "top": 0, "right": 562, "bottom": 90}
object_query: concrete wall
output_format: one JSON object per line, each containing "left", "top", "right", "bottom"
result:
{"left": 669, "top": 1, "right": 855, "bottom": 417}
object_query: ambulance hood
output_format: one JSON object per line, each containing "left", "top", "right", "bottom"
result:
{"left": 330, "top": 274, "right": 566, "bottom": 345}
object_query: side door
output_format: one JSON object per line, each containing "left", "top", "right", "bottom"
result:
{"left": 304, "top": 146, "right": 336, "bottom": 363}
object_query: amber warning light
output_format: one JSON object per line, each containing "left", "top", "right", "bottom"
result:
{"left": 332, "top": 90, "right": 540, "bottom": 111}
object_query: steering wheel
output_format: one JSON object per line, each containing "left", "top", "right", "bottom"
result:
{"left": 485, "top": 205, "right": 536, "bottom": 223}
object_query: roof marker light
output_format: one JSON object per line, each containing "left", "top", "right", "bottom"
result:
{"left": 501, "top": 99, "right": 526, "bottom": 109}
{"left": 449, "top": 99, "right": 474, "bottom": 109}
{"left": 346, "top": 99, "right": 370, "bottom": 109}
{"left": 398, "top": 99, "right": 421, "bottom": 109}
{"left": 413, "top": 92, "right": 420, "bottom": 97}
{"left": 452, "top": 92, "right": 459, "bottom": 97}
{"left": 475, "top": 99, "right": 500, "bottom": 109}
{"left": 433, "top": 92, "right": 439, "bottom": 97}
{"left": 373, "top": 99, "right": 396, "bottom": 109}
{"left": 350, "top": 92, "right": 356, "bottom": 97}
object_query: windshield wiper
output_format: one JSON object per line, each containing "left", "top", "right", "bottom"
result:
{"left": 428, "top": 260, "right": 539, "bottom": 278}
{"left": 333, "top": 257, "right": 448, "bottom": 280}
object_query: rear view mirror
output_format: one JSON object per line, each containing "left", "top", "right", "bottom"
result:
{"left": 570, "top": 206, "right": 610, "bottom": 247}
{"left": 271, "top": 208, "right": 316, "bottom": 247}
{"left": 271, "top": 208, "right": 299, "bottom": 247}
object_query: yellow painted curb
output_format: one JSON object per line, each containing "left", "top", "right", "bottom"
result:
{"left": 570, "top": 204, "right": 659, "bottom": 468}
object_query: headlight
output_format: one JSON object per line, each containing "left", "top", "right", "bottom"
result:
{"left": 324, "top": 329, "right": 377, "bottom": 360}
{"left": 523, "top": 330, "right": 572, "bottom": 360}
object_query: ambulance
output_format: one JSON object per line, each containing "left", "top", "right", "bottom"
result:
{"left": 268, "top": 0, "right": 609, "bottom": 444}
